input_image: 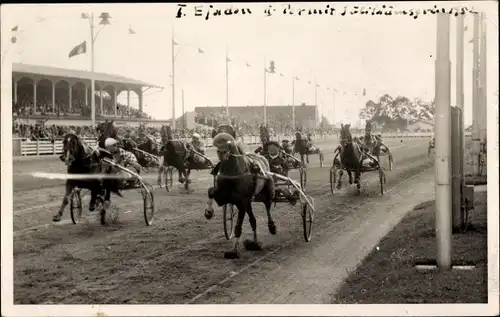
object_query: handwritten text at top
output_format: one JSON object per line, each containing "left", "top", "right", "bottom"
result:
{"left": 175, "top": 3, "right": 478, "bottom": 20}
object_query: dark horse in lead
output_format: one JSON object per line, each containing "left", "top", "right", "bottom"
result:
{"left": 205, "top": 132, "right": 277, "bottom": 259}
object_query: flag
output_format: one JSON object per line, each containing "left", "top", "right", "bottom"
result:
{"left": 362, "top": 88, "right": 366, "bottom": 96}
{"left": 11, "top": 36, "right": 17, "bottom": 44}
{"left": 327, "top": 87, "right": 330, "bottom": 91}
{"left": 280, "top": 73, "right": 284, "bottom": 76}
{"left": 128, "top": 25, "right": 136, "bottom": 34}
{"left": 316, "top": 84, "right": 320, "bottom": 87}
{"left": 198, "top": 48, "right": 204, "bottom": 54}
{"left": 308, "top": 80, "right": 311, "bottom": 84}
{"left": 81, "top": 13, "right": 90, "bottom": 19}
{"left": 294, "top": 76, "right": 299, "bottom": 80}
{"left": 246, "top": 62, "right": 251, "bottom": 67}
{"left": 226, "top": 57, "right": 231, "bottom": 62}
{"left": 11, "top": 25, "right": 18, "bottom": 31}
{"left": 173, "top": 39, "right": 179, "bottom": 45}
{"left": 68, "top": 41, "right": 87, "bottom": 58}
{"left": 468, "top": 38, "right": 473, "bottom": 43}
{"left": 464, "top": 25, "right": 468, "bottom": 31}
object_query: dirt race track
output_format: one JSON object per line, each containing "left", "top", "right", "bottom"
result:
{"left": 13, "top": 137, "right": 434, "bottom": 304}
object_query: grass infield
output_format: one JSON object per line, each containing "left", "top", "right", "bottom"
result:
{"left": 332, "top": 191, "right": 488, "bottom": 304}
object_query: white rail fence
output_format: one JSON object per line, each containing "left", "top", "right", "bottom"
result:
{"left": 13, "top": 132, "right": 471, "bottom": 157}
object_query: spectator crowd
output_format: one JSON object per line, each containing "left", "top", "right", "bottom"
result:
{"left": 13, "top": 90, "right": 152, "bottom": 120}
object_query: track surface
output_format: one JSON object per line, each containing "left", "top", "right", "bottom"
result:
{"left": 13, "top": 138, "right": 434, "bottom": 304}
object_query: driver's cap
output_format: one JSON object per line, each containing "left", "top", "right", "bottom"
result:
{"left": 104, "top": 138, "right": 118, "bottom": 148}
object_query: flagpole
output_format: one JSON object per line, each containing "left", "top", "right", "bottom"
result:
{"left": 332, "top": 89, "right": 336, "bottom": 129}
{"left": 263, "top": 57, "right": 267, "bottom": 126}
{"left": 292, "top": 76, "right": 295, "bottom": 130}
{"left": 171, "top": 27, "right": 176, "bottom": 130}
{"left": 479, "top": 12, "right": 487, "bottom": 151}
{"left": 225, "top": 46, "right": 229, "bottom": 120}
{"left": 90, "top": 13, "right": 96, "bottom": 127}
{"left": 182, "top": 88, "right": 185, "bottom": 137}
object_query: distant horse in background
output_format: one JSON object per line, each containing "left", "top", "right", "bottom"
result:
{"left": 361, "top": 120, "right": 394, "bottom": 170}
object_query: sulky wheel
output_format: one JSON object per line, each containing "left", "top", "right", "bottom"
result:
{"left": 223, "top": 204, "right": 236, "bottom": 240}
{"left": 379, "top": 167, "right": 387, "bottom": 195}
{"left": 163, "top": 166, "right": 174, "bottom": 192}
{"left": 299, "top": 167, "right": 307, "bottom": 191}
{"left": 70, "top": 188, "right": 83, "bottom": 224}
{"left": 142, "top": 183, "right": 155, "bottom": 226}
{"left": 330, "top": 165, "right": 338, "bottom": 194}
{"left": 302, "top": 195, "right": 314, "bottom": 242}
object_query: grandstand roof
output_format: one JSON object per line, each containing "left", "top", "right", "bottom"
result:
{"left": 12, "top": 63, "right": 162, "bottom": 89}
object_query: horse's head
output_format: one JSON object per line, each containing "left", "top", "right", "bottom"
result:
{"left": 61, "top": 133, "right": 87, "bottom": 166}
{"left": 213, "top": 132, "right": 238, "bottom": 162}
{"left": 340, "top": 123, "right": 353, "bottom": 146}
{"left": 295, "top": 132, "right": 302, "bottom": 139}
{"left": 98, "top": 120, "right": 118, "bottom": 139}
{"left": 217, "top": 124, "right": 236, "bottom": 138}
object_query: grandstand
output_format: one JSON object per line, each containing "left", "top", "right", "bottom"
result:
{"left": 194, "top": 104, "right": 319, "bottom": 134}
{"left": 11, "top": 63, "right": 163, "bottom": 126}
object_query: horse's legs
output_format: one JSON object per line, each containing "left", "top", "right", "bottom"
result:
{"left": 337, "top": 169, "right": 344, "bottom": 190}
{"left": 53, "top": 182, "right": 73, "bottom": 222}
{"left": 157, "top": 165, "right": 163, "bottom": 185}
{"left": 247, "top": 202, "right": 259, "bottom": 244}
{"left": 347, "top": 171, "right": 353, "bottom": 184}
{"left": 264, "top": 199, "right": 277, "bottom": 235}
{"left": 225, "top": 202, "right": 247, "bottom": 258}
{"left": 306, "top": 152, "right": 309, "bottom": 164}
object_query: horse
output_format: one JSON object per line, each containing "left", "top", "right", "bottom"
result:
{"left": 335, "top": 123, "right": 364, "bottom": 191}
{"left": 204, "top": 132, "right": 277, "bottom": 259}
{"left": 291, "top": 132, "right": 310, "bottom": 166}
{"left": 97, "top": 120, "right": 119, "bottom": 148}
{"left": 53, "top": 133, "right": 122, "bottom": 224}
{"left": 159, "top": 126, "right": 211, "bottom": 191}
{"left": 135, "top": 133, "right": 161, "bottom": 169}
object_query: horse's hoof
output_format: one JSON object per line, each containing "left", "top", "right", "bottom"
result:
{"left": 243, "top": 239, "right": 262, "bottom": 251}
{"left": 224, "top": 250, "right": 240, "bottom": 259}
{"left": 52, "top": 215, "right": 61, "bottom": 222}
{"left": 268, "top": 222, "right": 277, "bottom": 235}
{"left": 204, "top": 208, "right": 214, "bottom": 220}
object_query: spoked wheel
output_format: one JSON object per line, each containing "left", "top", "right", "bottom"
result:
{"left": 70, "top": 188, "right": 82, "bottom": 224}
{"left": 163, "top": 167, "right": 174, "bottom": 192}
{"left": 141, "top": 183, "right": 155, "bottom": 226}
{"left": 299, "top": 168, "right": 307, "bottom": 191}
{"left": 223, "top": 204, "right": 236, "bottom": 240}
{"left": 329, "top": 165, "right": 338, "bottom": 194}
{"left": 379, "top": 167, "right": 387, "bottom": 195}
{"left": 301, "top": 195, "right": 314, "bottom": 242}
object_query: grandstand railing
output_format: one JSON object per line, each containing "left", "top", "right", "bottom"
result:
{"left": 13, "top": 131, "right": 472, "bottom": 156}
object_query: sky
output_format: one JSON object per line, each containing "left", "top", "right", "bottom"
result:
{"left": 2, "top": 1, "right": 498, "bottom": 126}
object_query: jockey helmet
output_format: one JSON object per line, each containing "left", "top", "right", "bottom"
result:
{"left": 104, "top": 138, "right": 118, "bottom": 148}
{"left": 192, "top": 133, "right": 201, "bottom": 140}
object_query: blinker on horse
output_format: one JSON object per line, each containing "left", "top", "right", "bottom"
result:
{"left": 205, "top": 132, "right": 277, "bottom": 259}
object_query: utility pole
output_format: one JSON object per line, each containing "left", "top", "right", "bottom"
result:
{"left": 472, "top": 13, "right": 480, "bottom": 175}
{"left": 453, "top": 13, "right": 465, "bottom": 230}
{"left": 263, "top": 58, "right": 267, "bottom": 126}
{"left": 434, "top": 12, "right": 452, "bottom": 270}
{"left": 479, "top": 12, "right": 488, "bottom": 148}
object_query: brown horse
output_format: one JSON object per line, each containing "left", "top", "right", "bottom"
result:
{"left": 205, "top": 132, "right": 276, "bottom": 259}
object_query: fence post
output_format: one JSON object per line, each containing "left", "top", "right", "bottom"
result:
{"left": 52, "top": 141, "right": 56, "bottom": 154}
{"left": 36, "top": 140, "right": 40, "bottom": 156}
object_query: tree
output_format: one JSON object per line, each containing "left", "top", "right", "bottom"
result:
{"left": 358, "top": 93, "right": 435, "bottom": 132}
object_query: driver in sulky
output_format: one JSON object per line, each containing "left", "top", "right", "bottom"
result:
{"left": 264, "top": 141, "right": 299, "bottom": 205}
